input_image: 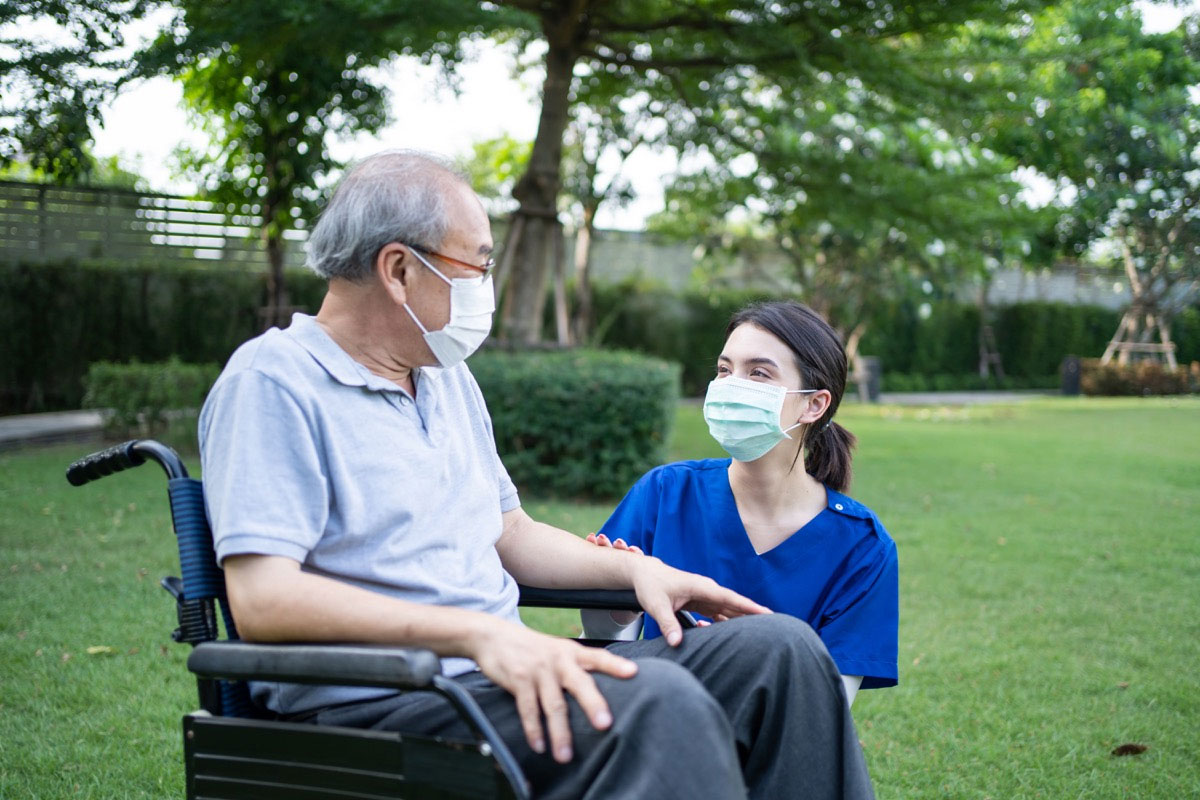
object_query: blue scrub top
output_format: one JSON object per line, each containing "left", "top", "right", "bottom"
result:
{"left": 601, "top": 458, "right": 899, "bottom": 689}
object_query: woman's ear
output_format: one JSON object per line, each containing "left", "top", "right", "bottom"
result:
{"left": 376, "top": 242, "right": 414, "bottom": 307}
{"left": 797, "top": 389, "right": 832, "bottom": 425}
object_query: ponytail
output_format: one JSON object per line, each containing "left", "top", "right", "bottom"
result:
{"left": 803, "top": 419, "right": 856, "bottom": 492}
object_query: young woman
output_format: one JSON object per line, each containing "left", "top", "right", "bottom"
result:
{"left": 582, "top": 301, "right": 898, "bottom": 705}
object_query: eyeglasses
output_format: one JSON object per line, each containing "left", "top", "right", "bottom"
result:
{"left": 409, "top": 245, "right": 495, "bottom": 278}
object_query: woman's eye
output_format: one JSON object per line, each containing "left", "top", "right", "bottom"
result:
{"left": 751, "top": 369, "right": 769, "bottom": 378}
{"left": 716, "top": 365, "right": 730, "bottom": 375}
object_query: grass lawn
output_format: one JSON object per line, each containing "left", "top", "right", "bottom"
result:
{"left": 2, "top": 396, "right": 1198, "bottom": 798}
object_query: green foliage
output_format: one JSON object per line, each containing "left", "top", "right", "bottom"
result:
{"left": 981, "top": 1, "right": 1200, "bottom": 320}
{"left": 462, "top": 135, "right": 532, "bottom": 216}
{"left": 0, "top": 260, "right": 326, "bottom": 413}
{"left": 498, "top": 0, "right": 1051, "bottom": 342}
{"left": 0, "top": 1, "right": 147, "bottom": 182}
{"left": 469, "top": 349, "right": 680, "bottom": 499}
{"left": 1080, "top": 359, "right": 1198, "bottom": 397}
{"left": 587, "top": 283, "right": 1200, "bottom": 394}
{"left": 82, "top": 358, "right": 220, "bottom": 436}
{"left": 587, "top": 280, "right": 772, "bottom": 396}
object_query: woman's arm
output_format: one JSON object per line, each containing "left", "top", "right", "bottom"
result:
{"left": 841, "top": 674, "right": 863, "bottom": 707}
{"left": 580, "top": 608, "right": 644, "bottom": 640}
{"left": 578, "top": 533, "right": 645, "bottom": 640}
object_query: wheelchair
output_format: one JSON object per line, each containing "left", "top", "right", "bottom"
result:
{"left": 67, "top": 439, "right": 694, "bottom": 800}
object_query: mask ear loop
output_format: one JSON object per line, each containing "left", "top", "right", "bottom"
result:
{"left": 402, "top": 303, "right": 431, "bottom": 334}
{"left": 781, "top": 388, "right": 820, "bottom": 439}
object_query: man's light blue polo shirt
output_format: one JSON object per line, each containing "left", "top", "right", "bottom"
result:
{"left": 199, "top": 313, "right": 523, "bottom": 714}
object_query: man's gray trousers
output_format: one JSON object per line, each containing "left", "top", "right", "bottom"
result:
{"left": 305, "top": 614, "right": 875, "bottom": 800}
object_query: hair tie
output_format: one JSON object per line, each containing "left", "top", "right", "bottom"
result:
{"left": 819, "top": 418, "right": 834, "bottom": 433}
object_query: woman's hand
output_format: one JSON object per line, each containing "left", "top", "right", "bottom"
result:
{"left": 584, "top": 533, "right": 643, "bottom": 624}
{"left": 585, "top": 532, "right": 644, "bottom": 555}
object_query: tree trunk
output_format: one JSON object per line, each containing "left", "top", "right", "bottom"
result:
{"left": 499, "top": 10, "right": 583, "bottom": 344}
{"left": 571, "top": 204, "right": 596, "bottom": 343}
{"left": 263, "top": 231, "right": 289, "bottom": 330}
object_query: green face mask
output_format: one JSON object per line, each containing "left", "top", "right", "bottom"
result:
{"left": 703, "top": 376, "right": 818, "bottom": 462}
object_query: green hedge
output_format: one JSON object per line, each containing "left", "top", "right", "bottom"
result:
{"left": 470, "top": 349, "right": 680, "bottom": 499}
{"left": 880, "top": 372, "right": 1061, "bottom": 393}
{"left": 589, "top": 282, "right": 1200, "bottom": 392}
{"left": 5, "top": 259, "right": 1199, "bottom": 413}
{"left": 82, "top": 358, "right": 220, "bottom": 435}
{"left": 0, "top": 260, "right": 326, "bottom": 413}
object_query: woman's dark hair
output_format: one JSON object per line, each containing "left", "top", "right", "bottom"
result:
{"left": 726, "top": 300, "right": 857, "bottom": 491}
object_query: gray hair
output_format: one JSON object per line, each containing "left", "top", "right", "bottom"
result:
{"left": 305, "top": 150, "right": 469, "bottom": 281}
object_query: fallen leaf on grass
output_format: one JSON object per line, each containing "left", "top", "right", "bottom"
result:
{"left": 1111, "top": 743, "right": 1148, "bottom": 757}
{"left": 1117, "top": 681, "right": 1130, "bottom": 689}
{"left": 86, "top": 645, "right": 116, "bottom": 656}
{"left": 60, "top": 652, "right": 71, "bottom": 663}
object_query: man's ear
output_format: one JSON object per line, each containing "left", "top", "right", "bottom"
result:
{"left": 375, "top": 242, "right": 414, "bottom": 306}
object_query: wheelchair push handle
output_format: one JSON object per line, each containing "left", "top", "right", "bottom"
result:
{"left": 66, "top": 439, "right": 190, "bottom": 486}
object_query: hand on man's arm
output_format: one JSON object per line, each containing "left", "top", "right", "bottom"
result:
{"left": 223, "top": 554, "right": 636, "bottom": 765}
{"left": 496, "top": 508, "right": 772, "bottom": 647}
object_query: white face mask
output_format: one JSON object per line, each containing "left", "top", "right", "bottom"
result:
{"left": 403, "top": 249, "right": 495, "bottom": 368}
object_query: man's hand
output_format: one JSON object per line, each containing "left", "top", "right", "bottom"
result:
{"left": 468, "top": 619, "right": 638, "bottom": 764}
{"left": 628, "top": 557, "right": 772, "bottom": 646}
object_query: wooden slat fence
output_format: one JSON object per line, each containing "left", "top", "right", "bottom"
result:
{"left": 0, "top": 180, "right": 307, "bottom": 269}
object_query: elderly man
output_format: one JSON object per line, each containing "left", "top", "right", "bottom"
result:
{"left": 199, "top": 150, "right": 875, "bottom": 800}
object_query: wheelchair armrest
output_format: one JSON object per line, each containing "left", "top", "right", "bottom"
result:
{"left": 518, "top": 585, "right": 698, "bottom": 629}
{"left": 187, "top": 641, "right": 441, "bottom": 689}
{"left": 517, "top": 585, "right": 643, "bottom": 611}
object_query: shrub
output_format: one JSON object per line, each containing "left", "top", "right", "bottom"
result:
{"left": 1079, "top": 359, "right": 1198, "bottom": 396}
{"left": 82, "top": 358, "right": 220, "bottom": 436}
{"left": 470, "top": 348, "right": 680, "bottom": 499}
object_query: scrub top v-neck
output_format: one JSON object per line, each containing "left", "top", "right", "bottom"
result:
{"left": 600, "top": 458, "right": 898, "bottom": 689}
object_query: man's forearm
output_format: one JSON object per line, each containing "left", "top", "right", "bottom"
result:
{"left": 225, "top": 554, "right": 502, "bottom": 659}
{"left": 496, "top": 508, "right": 643, "bottom": 590}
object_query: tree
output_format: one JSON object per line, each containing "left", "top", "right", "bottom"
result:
{"left": 649, "top": 77, "right": 1043, "bottom": 364}
{"left": 492, "top": 0, "right": 1051, "bottom": 344}
{"left": 983, "top": 0, "right": 1200, "bottom": 367}
{"left": 0, "top": 1, "right": 149, "bottom": 182}
{"left": 135, "top": 1, "right": 515, "bottom": 328}
{"left": 463, "top": 118, "right": 645, "bottom": 345}
{"left": 560, "top": 103, "right": 648, "bottom": 344}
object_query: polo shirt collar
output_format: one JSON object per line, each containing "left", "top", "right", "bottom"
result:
{"left": 284, "top": 313, "right": 438, "bottom": 394}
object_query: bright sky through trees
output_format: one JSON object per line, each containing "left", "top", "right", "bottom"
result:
{"left": 42, "top": 1, "right": 1199, "bottom": 229}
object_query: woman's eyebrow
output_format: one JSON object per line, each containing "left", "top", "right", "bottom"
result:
{"left": 717, "top": 355, "right": 779, "bottom": 368}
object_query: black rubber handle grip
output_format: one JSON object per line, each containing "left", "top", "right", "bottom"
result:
{"left": 65, "top": 441, "right": 146, "bottom": 486}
